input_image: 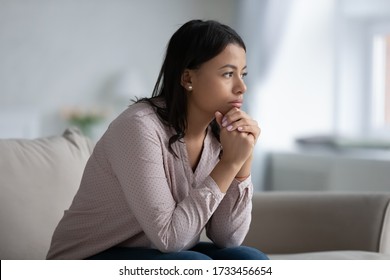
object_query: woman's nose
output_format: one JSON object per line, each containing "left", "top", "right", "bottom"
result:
{"left": 234, "top": 77, "right": 247, "bottom": 95}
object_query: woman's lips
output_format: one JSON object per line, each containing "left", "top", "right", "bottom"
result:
{"left": 229, "top": 101, "right": 243, "bottom": 108}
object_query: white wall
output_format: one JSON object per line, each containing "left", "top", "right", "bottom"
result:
{"left": 0, "top": 0, "right": 235, "bottom": 137}
{"left": 335, "top": 0, "right": 390, "bottom": 137}
{"left": 249, "top": 0, "right": 336, "bottom": 149}
{"left": 244, "top": 0, "right": 390, "bottom": 191}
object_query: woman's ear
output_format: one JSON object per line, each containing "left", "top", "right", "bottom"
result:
{"left": 181, "top": 69, "right": 193, "bottom": 90}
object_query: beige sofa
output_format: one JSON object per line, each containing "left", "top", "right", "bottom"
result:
{"left": 245, "top": 192, "right": 390, "bottom": 259}
{"left": 1, "top": 128, "right": 389, "bottom": 260}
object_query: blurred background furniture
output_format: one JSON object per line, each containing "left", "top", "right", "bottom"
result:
{"left": 264, "top": 148, "right": 390, "bottom": 192}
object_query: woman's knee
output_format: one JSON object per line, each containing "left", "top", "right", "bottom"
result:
{"left": 165, "top": 250, "right": 212, "bottom": 260}
{"left": 232, "top": 246, "right": 269, "bottom": 260}
{"left": 219, "top": 246, "right": 269, "bottom": 260}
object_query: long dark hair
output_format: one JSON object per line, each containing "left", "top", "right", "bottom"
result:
{"left": 137, "top": 19, "right": 246, "bottom": 154}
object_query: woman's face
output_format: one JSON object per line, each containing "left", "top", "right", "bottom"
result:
{"left": 185, "top": 43, "right": 247, "bottom": 117}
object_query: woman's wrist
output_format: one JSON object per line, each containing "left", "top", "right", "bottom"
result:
{"left": 236, "top": 155, "right": 252, "bottom": 179}
{"left": 211, "top": 159, "right": 242, "bottom": 193}
{"left": 234, "top": 174, "right": 250, "bottom": 181}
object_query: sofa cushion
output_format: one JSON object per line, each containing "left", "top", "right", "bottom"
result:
{"left": 0, "top": 128, "right": 93, "bottom": 259}
{"left": 270, "top": 251, "right": 390, "bottom": 260}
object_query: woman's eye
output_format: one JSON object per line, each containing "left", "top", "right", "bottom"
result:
{"left": 223, "top": 72, "right": 234, "bottom": 78}
{"left": 241, "top": 72, "right": 248, "bottom": 79}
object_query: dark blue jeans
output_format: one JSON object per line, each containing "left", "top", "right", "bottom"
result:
{"left": 87, "top": 242, "right": 269, "bottom": 260}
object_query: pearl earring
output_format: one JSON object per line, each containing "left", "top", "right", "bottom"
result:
{"left": 188, "top": 85, "right": 193, "bottom": 91}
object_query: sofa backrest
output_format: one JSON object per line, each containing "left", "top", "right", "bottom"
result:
{"left": 245, "top": 192, "right": 390, "bottom": 254}
{"left": 0, "top": 128, "right": 93, "bottom": 259}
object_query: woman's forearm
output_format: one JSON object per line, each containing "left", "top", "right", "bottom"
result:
{"left": 210, "top": 159, "right": 242, "bottom": 193}
{"left": 235, "top": 154, "right": 253, "bottom": 180}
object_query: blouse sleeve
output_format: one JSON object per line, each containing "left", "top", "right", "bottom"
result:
{"left": 105, "top": 114, "right": 225, "bottom": 252}
{"left": 205, "top": 176, "right": 253, "bottom": 248}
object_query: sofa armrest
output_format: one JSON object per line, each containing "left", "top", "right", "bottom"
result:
{"left": 380, "top": 201, "right": 390, "bottom": 254}
{"left": 244, "top": 192, "right": 390, "bottom": 254}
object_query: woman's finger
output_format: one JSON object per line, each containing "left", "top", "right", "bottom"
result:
{"left": 222, "top": 108, "right": 249, "bottom": 127}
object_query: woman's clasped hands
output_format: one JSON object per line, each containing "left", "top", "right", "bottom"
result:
{"left": 215, "top": 108, "right": 261, "bottom": 168}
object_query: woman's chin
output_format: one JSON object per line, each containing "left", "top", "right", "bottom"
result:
{"left": 219, "top": 105, "right": 239, "bottom": 115}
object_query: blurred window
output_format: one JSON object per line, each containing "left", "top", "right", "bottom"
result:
{"left": 371, "top": 33, "right": 390, "bottom": 131}
{"left": 386, "top": 36, "right": 390, "bottom": 125}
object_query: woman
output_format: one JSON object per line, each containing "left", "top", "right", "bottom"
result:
{"left": 47, "top": 19, "right": 268, "bottom": 260}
